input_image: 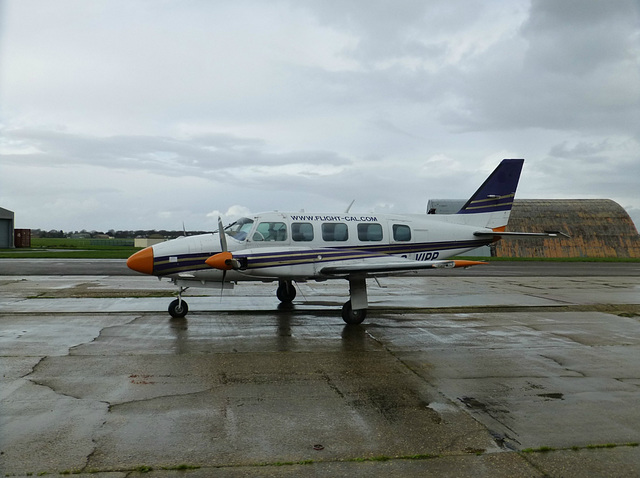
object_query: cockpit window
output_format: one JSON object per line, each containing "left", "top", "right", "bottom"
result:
{"left": 225, "top": 217, "right": 254, "bottom": 242}
{"left": 253, "top": 222, "right": 288, "bottom": 241}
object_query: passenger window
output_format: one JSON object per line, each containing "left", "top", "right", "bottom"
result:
{"left": 393, "top": 224, "right": 411, "bottom": 241}
{"left": 357, "top": 223, "right": 383, "bottom": 241}
{"left": 291, "top": 222, "right": 314, "bottom": 242}
{"left": 322, "top": 223, "right": 349, "bottom": 241}
{"left": 253, "top": 222, "right": 287, "bottom": 241}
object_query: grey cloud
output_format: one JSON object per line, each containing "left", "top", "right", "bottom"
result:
{"left": 535, "top": 137, "right": 640, "bottom": 204}
{"left": 548, "top": 139, "right": 616, "bottom": 160}
{"left": 301, "top": 0, "right": 487, "bottom": 65}
{"left": 443, "top": 0, "right": 640, "bottom": 134}
{"left": 286, "top": 65, "right": 449, "bottom": 108}
{"left": 368, "top": 118, "right": 426, "bottom": 141}
{"left": 292, "top": 1, "right": 637, "bottom": 137}
{"left": 521, "top": 0, "right": 639, "bottom": 74}
{"left": 1, "top": 128, "right": 351, "bottom": 176}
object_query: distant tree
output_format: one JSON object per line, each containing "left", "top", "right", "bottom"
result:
{"left": 45, "top": 229, "right": 65, "bottom": 238}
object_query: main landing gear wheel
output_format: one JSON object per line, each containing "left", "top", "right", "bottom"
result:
{"left": 168, "top": 299, "right": 188, "bottom": 318}
{"left": 341, "top": 300, "right": 367, "bottom": 325}
{"left": 276, "top": 280, "right": 296, "bottom": 303}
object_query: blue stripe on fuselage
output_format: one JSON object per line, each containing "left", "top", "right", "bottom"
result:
{"left": 151, "top": 238, "right": 491, "bottom": 275}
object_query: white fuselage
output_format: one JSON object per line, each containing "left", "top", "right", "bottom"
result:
{"left": 147, "top": 211, "right": 495, "bottom": 284}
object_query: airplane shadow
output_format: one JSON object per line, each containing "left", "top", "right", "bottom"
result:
{"left": 165, "top": 303, "right": 369, "bottom": 353}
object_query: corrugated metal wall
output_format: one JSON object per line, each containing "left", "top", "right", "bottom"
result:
{"left": 0, "top": 207, "right": 15, "bottom": 248}
{"left": 495, "top": 199, "right": 640, "bottom": 258}
{"left": 14, "top": 229, "right": 31, "bottom": 248}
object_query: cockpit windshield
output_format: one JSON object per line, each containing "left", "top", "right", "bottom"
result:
{"left": 224, "top": 217, "right": 254, "bottom": 242}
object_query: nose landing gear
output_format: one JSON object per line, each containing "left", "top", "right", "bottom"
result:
{"left": 276, "top": 280, "right": 297, "bottom": 303}
{"left": 169, "top": 286, "right": 189, "bottom": 318}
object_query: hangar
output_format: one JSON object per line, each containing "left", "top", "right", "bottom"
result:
{"left": 0, "top": 207, "right": 15, "bottom": 249}
{"left": 495, "top": 199, "right": 640, "bottom": 259}
{"left": 427, "top": 199, "right": 640, "bottom": 259}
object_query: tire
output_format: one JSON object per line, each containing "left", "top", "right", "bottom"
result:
{"left": 276, "top": 281, "right": 296, "bottom": 303}
{"left": 341, "top": 300, "right": 366, "bottom": 325}
{"left": 168, "top": 299, "right": 188, "bottom": 318}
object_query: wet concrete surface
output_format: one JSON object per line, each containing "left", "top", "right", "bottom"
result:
{"left": 2, "top": 258, "right": 640, "bottom": 277}
{"left": 1, "top": 262, "right": 639, "bottom": 476}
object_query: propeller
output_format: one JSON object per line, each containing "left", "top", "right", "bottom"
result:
{"left": 205, "top": 217, "right": 240, "bottom": 298}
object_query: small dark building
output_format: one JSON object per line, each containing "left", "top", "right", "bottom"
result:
{"left": 14, "top": 229, "right": 32, "bottom": 248}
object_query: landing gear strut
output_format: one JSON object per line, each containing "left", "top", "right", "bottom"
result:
{"left": 276, "top": 280, "right": 296, "bottom": 303}
{"left": 169, "top": 287, "right": 189, "bottom": 318}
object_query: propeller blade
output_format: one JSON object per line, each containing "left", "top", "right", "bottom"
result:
{"left": 216, "top": 217, "right": 230, "bottom": 301}
{"left": 218, "top": 216, "right": 228, "bottom": 252}
{"left": 210, "top": 217, "right": 236, "bottom": 300}
{"left": 220, "top": 269, "right": 226, "bottom": 301}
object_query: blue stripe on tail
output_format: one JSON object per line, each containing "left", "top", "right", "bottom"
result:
{"left": 457, "top": 159, "right": 524, "bottom": 215}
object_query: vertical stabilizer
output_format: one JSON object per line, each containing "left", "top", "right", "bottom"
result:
{"left": 456, "top": 158, "right": 524, "bottom": 229}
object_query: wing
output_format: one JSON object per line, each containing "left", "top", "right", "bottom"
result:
{"left": 320, "top": 258, "right": 487, "bottom": 276}
{"left": 474, "top": 230, "right": 570, "bottom": 238}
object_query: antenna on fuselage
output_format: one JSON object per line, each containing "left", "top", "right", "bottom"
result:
{"left": 345, "top": 199, "right": 355, "bottom": 214}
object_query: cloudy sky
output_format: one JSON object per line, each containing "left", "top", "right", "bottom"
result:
{"left": 1, "top": 0, "right": 639, "bottom": 232}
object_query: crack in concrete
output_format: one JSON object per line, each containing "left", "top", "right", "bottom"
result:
{"left": 539, "top": 353, "right": 587, "bottom": 377}
{"left": 68, "top": 315, "right": 143, "bottom": 354}
{"left": 457, "top": 395, "right": 521, "bottom": 441}
{"left": 359, "top": 327, "right": 530, "bottom": 453}
{"left": 16, "top": 322, "right": 121, "bottom": 476}
{"left": 363, "top": 326, "right": 505, "bottom": 454}
{"left": 79, "top": 431, "right": 106, "bottom": 474}
{"left": 17, "top": 355, "right": 46, "bottom": 379}
{"left": 106, "top": 386, "right": 215, "bottom": 410}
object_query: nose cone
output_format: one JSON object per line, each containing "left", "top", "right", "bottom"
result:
{"left": 127, "top": 247, "right": 154, "bottom": 275}
{"left": 205, "top": 251, "right": 233, "bottom": 270}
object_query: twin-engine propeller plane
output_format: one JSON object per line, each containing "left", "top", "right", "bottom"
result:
{"left": 127, "top": 159, "right": 562, "bottom": 324}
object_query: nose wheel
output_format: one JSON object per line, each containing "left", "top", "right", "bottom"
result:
{"left": 169, "top": 287, "right": 189, "bottom": 318}
{"left": 168, "top": 298, "right": 188, "bottom": 318}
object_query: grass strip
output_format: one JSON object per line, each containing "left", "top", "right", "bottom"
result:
{"left": 521, "top": 442, "right": 639, "bottom": 454}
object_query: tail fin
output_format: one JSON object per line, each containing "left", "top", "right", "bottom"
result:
{"left": 456, "top": 158, "right": 524, "bottom": 229}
